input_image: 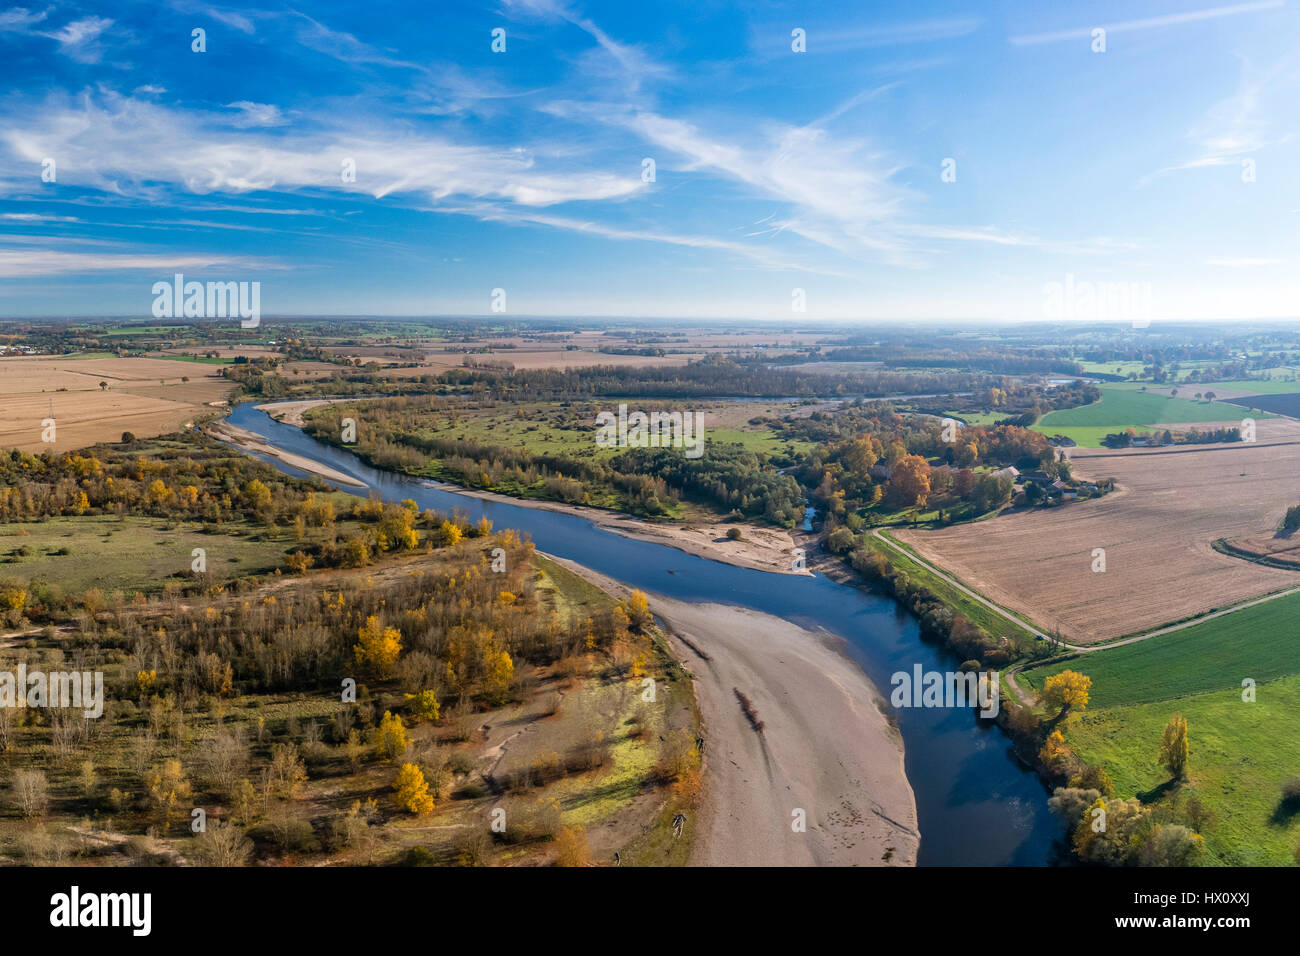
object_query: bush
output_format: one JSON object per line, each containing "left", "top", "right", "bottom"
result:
{"left": 826, "top": 527, "right": 855, "bottom": 553}
{"left": 725, "top": 527, "right": 743, "bottom": 541}
{"left": 1284, "top": 505, "right": 1300, "bottom": 532}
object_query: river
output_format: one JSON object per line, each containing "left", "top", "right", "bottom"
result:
{"left": 224, "top": 401, "right": 1064, "bottom": 865}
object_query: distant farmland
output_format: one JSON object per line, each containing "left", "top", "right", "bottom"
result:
{"left": 1223, "top": 391, "right": 1300, "bottom": 418}
{"left": 1033, "top": 384, "right": 1270, "bottom": 447}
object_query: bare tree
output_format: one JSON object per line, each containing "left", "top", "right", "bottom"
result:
{"left": 12, "top": 769, "right": 50, "bottom": 819}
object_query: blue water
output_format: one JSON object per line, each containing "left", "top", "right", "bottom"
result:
{"left": 226, "top": 402, "right": 1064, "bottom": 865}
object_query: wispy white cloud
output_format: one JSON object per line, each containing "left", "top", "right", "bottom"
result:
{"left": 41, "top": 15, "right": 114, "bottom": 63}
{"left": 0, "top": 91, "right": 643, "bottom": 207}
{"left": 0, "top": 6, "right": 47, "bottom": 31}
{"left": 0, "top": 247, "right": 262, "bottom": 277}
{"left": 440, "top": 201, "right": 856, "bottom": 277}
{"left": 171, "top": 1, "right": 256, "bottom": 34}
{"left": 1009, "top": 0, "right": 1286, "bottom": 46}
{"left": 1204, "top": 256, "right": 1283, "bottom": 266}
{"left": 0, "top": 213, "right": 80, "bottom": 222}
{"left": 1139, "top": 46, "right": 1299, "bottom": 184}
{"left": 291, "top": 12, "right": 427, "bottom": 72}
{"left": 225, "top": 101, "right": 287, "bottom": 128}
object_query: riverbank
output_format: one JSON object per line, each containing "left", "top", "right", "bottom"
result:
{"left": 545, "top": 555, "right": 920, "bottom": 867}
{"left": 252, "top": 399, "right": 814, "bottom": 575}
{"left": 255, "top": 399, "right": 346, "bottom": 427}
{"left": 434, "top": 481, "right": 814, "bottom": 575}
{"left": 206, "top": 421, "right": 367, "bottom": 487}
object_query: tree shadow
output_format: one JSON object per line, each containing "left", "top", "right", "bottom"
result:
{"left": 1137, "top": 778, "right": 1180, "bottom": 804}
{"left": 1268, "top": 794, "right": 1300, "bottom": 826}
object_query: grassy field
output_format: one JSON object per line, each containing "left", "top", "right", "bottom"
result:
{"left": 0, "top": 514, "right": 299, "bottom": 596}
{"left": 1019, "top": 589, "right": 1300, "bottom": 708}
{"left": 944, "top": 409, "right": 1006, "bottom": 426}
{"left": 1060, "top": 676, "right": 1300, "bottom": 865}
{"left": 1034, "top": 384, "right": 1267, "bottom": 446}
{"left": 410, "top": 401, "right": 808, "bottom": 460}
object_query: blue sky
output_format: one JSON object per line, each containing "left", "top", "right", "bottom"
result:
{"left": 0, "top": 0, "right": 1297, "bottom": 320}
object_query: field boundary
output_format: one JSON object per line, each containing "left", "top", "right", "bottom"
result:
{"left": 871, "top": 528, "right": 1057, "bottom": 646}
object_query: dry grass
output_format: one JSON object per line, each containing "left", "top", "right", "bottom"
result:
{"left": 896, "top": 418, "right": 1300, "bottom": 643}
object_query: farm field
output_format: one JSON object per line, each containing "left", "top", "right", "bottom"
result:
{"left": 0, "top": 354, "right": 232, "bottom": 451}
{"left": 1018, "top": 588, "right": 1300, "bottom": 708}
{"left": 1032, "top": 384, "right": 1268, "bottom": 447}
{"left": 896, "top": 418, "right": 1300, "bottom": 643}
{"left": 1222, "top": 391, "right": 1300, "bottom": 418}
{"left": 1058, "top": 676, "right": 1300, "bottom": 866}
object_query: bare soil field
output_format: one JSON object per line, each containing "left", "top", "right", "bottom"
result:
{"left": 0, "top": 355, "right": 233, "bottom": 451}
{"left": 896, "top": 417, "right": 1300, "bottom": 643}
{"left": 418, "top": 349, "right": 699, "bottom": 371}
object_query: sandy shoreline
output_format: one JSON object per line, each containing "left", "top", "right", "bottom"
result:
{"left": 206, "top": 421, "right": 367, "bottom": 487}
{"left": 255, "top": 399, "right": 343, "bottom": 428}
{"left": 420, "top": 480, "right": 814, "bottom": 575}
{"left": 546, "top": 555, "right": 920, "bottom": 867}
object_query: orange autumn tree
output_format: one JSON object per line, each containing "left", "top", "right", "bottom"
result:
{"left": 887, "top": 454, "right": 931, "bottom": 508}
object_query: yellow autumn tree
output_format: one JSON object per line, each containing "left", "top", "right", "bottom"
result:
{"left": 439, "top": 520, "right": 464, "bottom": 547}
{"left": 393, "top": 763, "right": 434, "bottom": 815}
{"left": 554, "top": 825, "right": 591, "bottom": 867}
{"left": 354, "top": 615, "right": 402, "bottom": 677}
{"left": 1042, "top": 670, "right": 1091, "bottom": 717}
{"left": 482, "top": 644, "right": 514, "bottom": 704}
{"left": 404, "top": 689, "right": 441, "bottom": 722}
{"left": 1038, "top": 730, "right": 1074, "bottom": 775}
{"left": 145, "top": 758, "right": 192, "bottom": 832}
{"left": 624, "top": 590, "right": 651, "bottom": 632}
{"left": 373, "top": 710, "right": 408, "bottom": 761}
{"left": 1159, "top": 713, "right": 1189, "bottom": 780}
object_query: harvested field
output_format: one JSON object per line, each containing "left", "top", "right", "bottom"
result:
{"left": 0, "top": 354, "right": 233, "bottom": 451}
{"left": 895, "top": 417, "right": 1300, "bottom": 643}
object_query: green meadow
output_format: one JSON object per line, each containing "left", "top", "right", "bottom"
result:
{"left": 0, "top": 515, "right": 297, "bottom": 596}
{"left": 1033, "top": 384, "right": 1270, "bottom": 447}
{"left": 1061, "top": 677, "right": 1300, "bottom": 866}
{"left": 1026, "top": 591, "right": 1300, "bottom": 865}
{"left": 1019, "top": 589, "right": 1300, "bottom": 709}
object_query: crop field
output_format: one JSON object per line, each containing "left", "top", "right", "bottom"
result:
{"left": 1032, "top": 384, "right": 1268, "bottom": 447}
{"left": 1018, "top": 588, "right": 1300, "bottom": 708}
{"left": 0, "top": 355, "right": 232, "bottom": 451}
{"left": 1222, "top": 391, "right": 1300, "bottom": 418}
{"left": 896, "top": 418, "right": 1300, "bottom": 642}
